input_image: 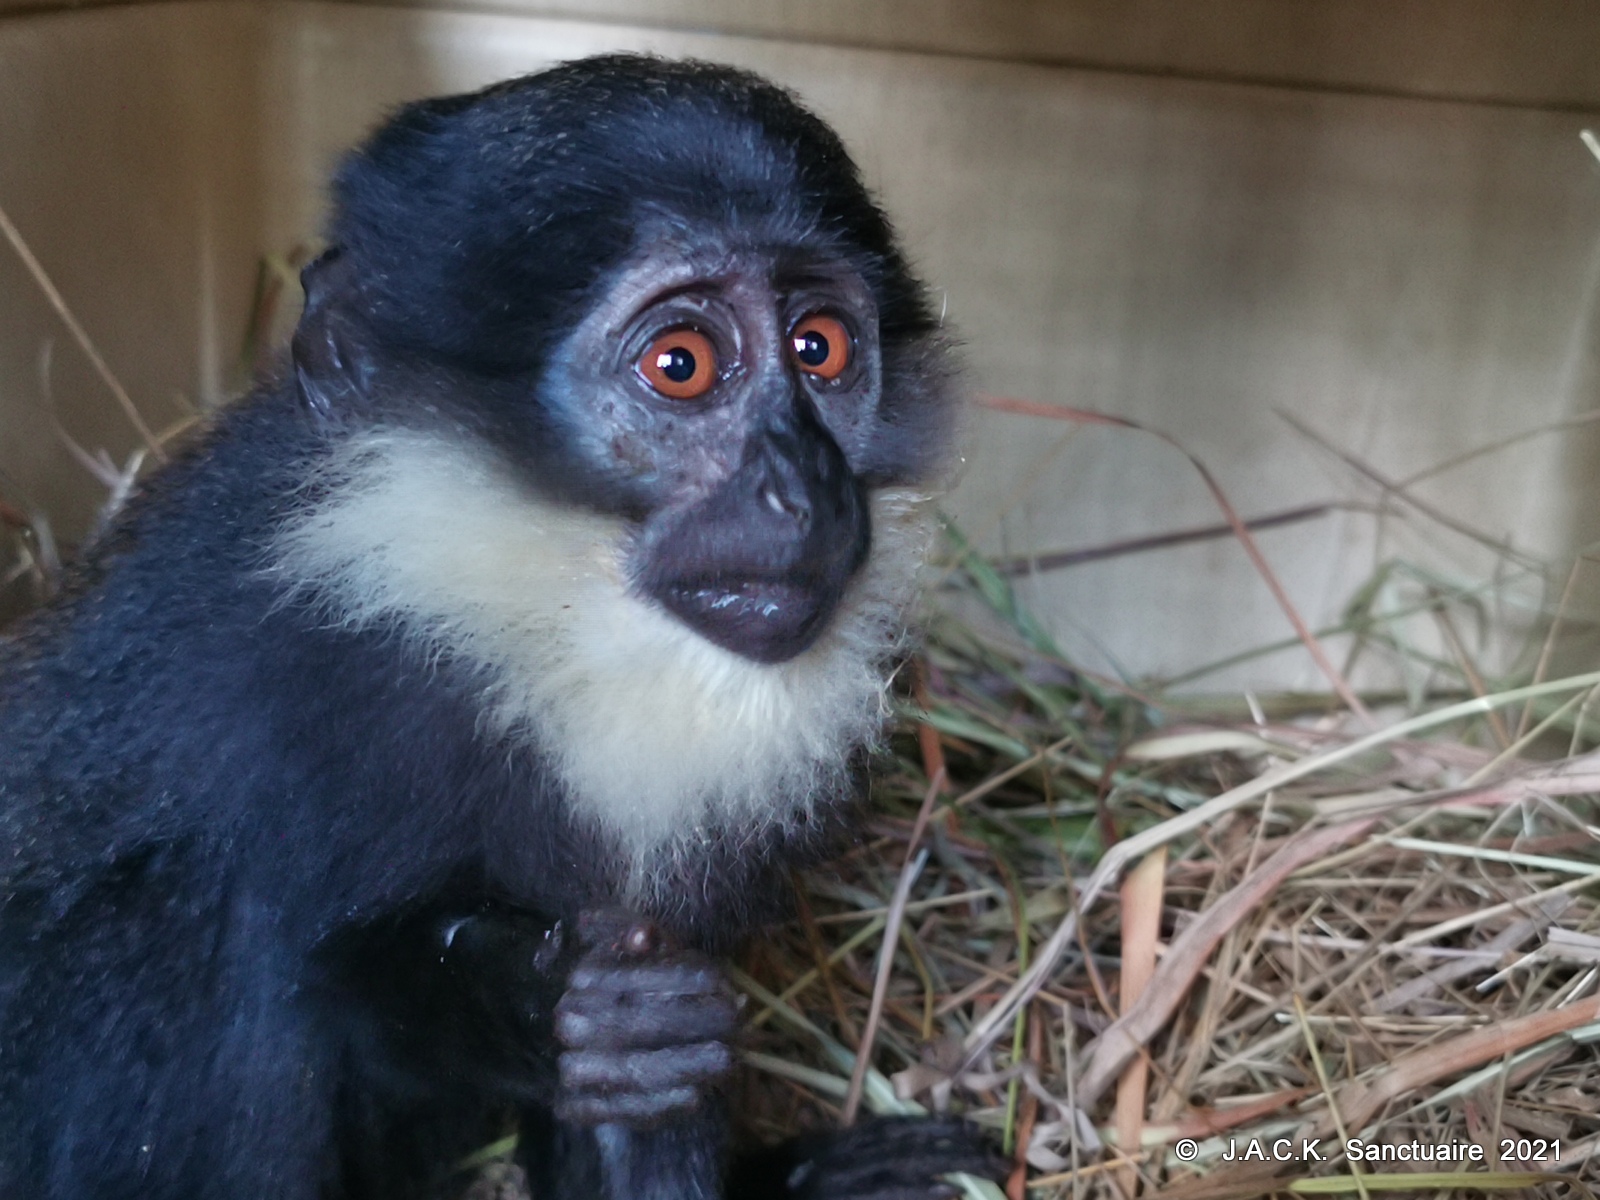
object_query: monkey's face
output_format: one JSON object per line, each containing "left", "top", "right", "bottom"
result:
{"left": 538, "top": 233, "right": 882, "bottom": 664}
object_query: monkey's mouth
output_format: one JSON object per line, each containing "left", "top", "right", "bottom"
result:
{"left": 659, "top": 578, "right": 839, "bottom": 664}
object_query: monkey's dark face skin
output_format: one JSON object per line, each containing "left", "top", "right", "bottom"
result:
{"left": 545, "top": 236, "right": 876, "bottom": 661}
{"left": 0, "top": 55, "right": 997, "bottom": 1200}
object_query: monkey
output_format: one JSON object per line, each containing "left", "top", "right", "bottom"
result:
{"left": 0, "top": 55, "right": 998, "bottom": 1200}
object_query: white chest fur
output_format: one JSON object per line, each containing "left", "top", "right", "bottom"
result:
{"left": 268, "top": 427, "right": 932, "bottom": 873}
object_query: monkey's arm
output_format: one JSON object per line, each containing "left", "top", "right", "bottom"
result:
{"left": 323, "top": 902, "right": 736, "bottom": 1121}
{"left": 321, "top": 898, "right": 575, "bottom": 1102}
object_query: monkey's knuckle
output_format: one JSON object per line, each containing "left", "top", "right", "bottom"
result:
{"left": 556, "top": 1048, "right": 612, "bottom": 1088}
{"left": 691, "top": 1040, "right": 735, "bottom": 1079}
{"left": 552, "top": 1010, "right": 592, "bottom": 1047}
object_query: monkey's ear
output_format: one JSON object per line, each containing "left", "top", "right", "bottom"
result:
{"left": 292, "top": 248, "right": 374, "bottom": 419}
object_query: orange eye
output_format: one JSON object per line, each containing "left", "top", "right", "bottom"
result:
{"left": 789, "top": 314, "right": 851, "bottom": 380}
{"left": 637, "top": 329, "right": 718, "bottom": 400}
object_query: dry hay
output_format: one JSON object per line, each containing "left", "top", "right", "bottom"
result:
{"left": 728, "top": 540, "right": 1600, "bottom": 1200}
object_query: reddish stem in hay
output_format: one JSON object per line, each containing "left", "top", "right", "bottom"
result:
{"left": 1075, "top": 818, "right": 1378, "bottom": 1110}
{"left": 1112, "top": 847, "right": 1166, "bottom": 1199}
{"left": 0, "top": 498, "right": 30, "bottom": 529}
{"left": 840, "top": 768, "right": 944, "bottom": 1126}
{"left": 792, "top": 879, "right": 859, "bottom": 1048}
{"left": 975, "top": 395, "right": 1372, "bottom": 726}
{"left": 912, "top": 658, "right": 949, "bottom": 791}
{"left": 1006, "top": 1006, "right": 1044, "bottom": 1200}
{"left": 988, "top": 502, "right": 1339, "bottom": 575}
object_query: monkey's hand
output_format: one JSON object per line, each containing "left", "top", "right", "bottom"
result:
{"left": 553, "top": 908, "right": 737, "bottom": 1128}
{"left": 321, "top": 898, "right": 577, "bottom": 1102}
{"left": 728, "top": 1118, "right": 1004, "bottom": 1200}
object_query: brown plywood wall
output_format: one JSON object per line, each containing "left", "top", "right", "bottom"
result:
{"left": 4, "top": 1, "right": 1600, "bottom": 690}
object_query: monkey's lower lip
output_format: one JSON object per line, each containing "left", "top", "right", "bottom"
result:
{"left": 660, "top": 579, "right": 834, "bottom": 664}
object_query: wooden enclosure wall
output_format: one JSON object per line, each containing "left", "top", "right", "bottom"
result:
{"left": 4, "top": 1, "right": 1600, "bottom": 690}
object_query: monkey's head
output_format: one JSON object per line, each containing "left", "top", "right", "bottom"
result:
{"left": 277, "top": 56, "right": 956, "bottom": 865}
{"left": 293, "top": 55, "right": 953, "bottom": 665}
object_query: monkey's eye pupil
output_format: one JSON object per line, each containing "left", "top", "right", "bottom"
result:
{"left": 788, "top": 314, "right": 851, "bottom": 381}
{"left": 794, "top": 331, "right": 830, "bottom": 368}
{"left": 657, "top": 347, "right": 697, "bottom": 383}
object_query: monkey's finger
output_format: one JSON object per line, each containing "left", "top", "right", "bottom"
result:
{"left": 565, "top": 956, "right": 728, "bottom": 997}
{"left": 554, "top": 993, "right": 736, "bottom": 1050}
{"left": 559, "top": 1041, "right": 733, "bottom": 1092}
{"left": 554, "top": 1085, "right": 699, "bottom": 1128}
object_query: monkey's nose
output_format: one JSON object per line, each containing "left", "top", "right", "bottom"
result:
{"left": 753, "top": 440, "right": 814, "bottom": 532}
{"left": 760, "top": 478, "right": 807, "bottom": 523}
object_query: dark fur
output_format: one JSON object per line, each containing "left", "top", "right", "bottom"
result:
{"left": 0, "top": 56, "right": 985, "bottom": 1199}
